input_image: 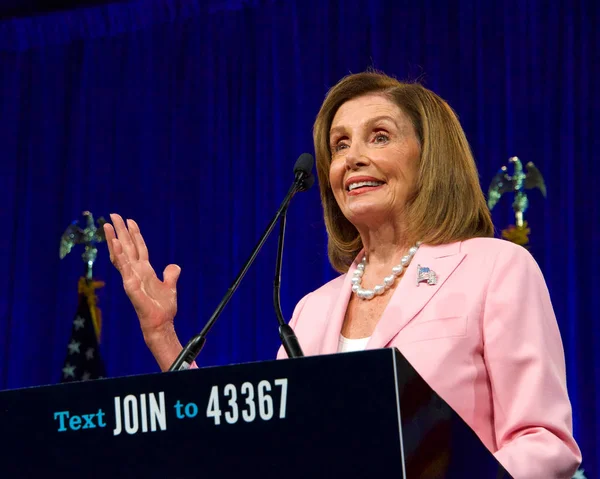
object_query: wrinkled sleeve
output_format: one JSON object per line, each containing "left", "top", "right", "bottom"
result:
{"left": 483, "top": 244, "right": 581, "bottom": 478}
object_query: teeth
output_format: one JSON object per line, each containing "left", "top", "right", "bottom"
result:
{"left": 348, "top": 181, "right": 384, "bottom": 191}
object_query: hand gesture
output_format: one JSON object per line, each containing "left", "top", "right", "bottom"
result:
{"left": 104, "top": 214, "right": 181, "bottom": 343}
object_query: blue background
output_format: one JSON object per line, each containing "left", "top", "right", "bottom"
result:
{"left": 0, "top": 0, "right": 597, "bottom": 473}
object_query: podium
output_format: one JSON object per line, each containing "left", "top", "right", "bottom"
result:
{"left": 0, "top": 348, "right": 510, "bottom": 478}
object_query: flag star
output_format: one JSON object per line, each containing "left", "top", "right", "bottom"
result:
{"left": 74, "top": 316, "right": 85, "bottom": 330}
{"left": 85, "top": 348, "right": 95, "bottom": 360}
{"left": 62, "top": 364, "right": 76, "bottom": 378}
{"left": 82, "top": 371, "right": 91, "bottom": 381}
{"left": 67, "top": 340, "right": 81, "bottom": 355}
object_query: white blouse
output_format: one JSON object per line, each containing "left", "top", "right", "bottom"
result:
{"left": 337, "top": 334, "right": 371, "bottom": 353}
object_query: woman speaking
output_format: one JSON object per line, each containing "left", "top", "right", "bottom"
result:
{"left": 105, "top": 71, "right": 581, "bottom": 478}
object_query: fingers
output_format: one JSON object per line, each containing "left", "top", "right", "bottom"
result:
{"left": 110, "top": 238, "right": 134, "bottom": 279}
{"left": 103, "top": 223, "right": 117, "bottom": 263}
{"left": 110, "top": 213, "right": 139, "bottom": 261}
{"left": 127, "top": 219, "right": 149, "bottom": 262}
{"left": 163, "top": 264, "right": 181, "bottom": 290}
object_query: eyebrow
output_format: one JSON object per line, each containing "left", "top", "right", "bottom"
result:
{"left": 329, "top": 115, "right": 399, "bottom": 139}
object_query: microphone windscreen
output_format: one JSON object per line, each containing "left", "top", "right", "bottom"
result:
{"left": 301, "top": 174, "right": 315, "bottom": 191}
{"left": 293, "top": 153, "right": 314, "bottom": 176}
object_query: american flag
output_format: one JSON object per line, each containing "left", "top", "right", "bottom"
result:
{"left": 60, "top": 278, "right": 106, "bottom": 383}
{"left": 416, "top": 264, "right": 438, "bottom": 286}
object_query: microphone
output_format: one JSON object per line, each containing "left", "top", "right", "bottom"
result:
{"left": 274, "top": 157, "right": 315, "bottom": 359}
{"left": 168, "top": 153, "right": 315, "bottom": 371}
{"left": 293, "top": 152, "right": 314, "bottom": 184}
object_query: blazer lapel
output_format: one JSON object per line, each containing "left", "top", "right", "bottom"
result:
{"left": 367, "top": 242, "right": 466, "bottom": 350}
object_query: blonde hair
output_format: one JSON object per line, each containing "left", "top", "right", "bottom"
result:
{"left": 313, "top": 71, "right": 494, "bottom": 273}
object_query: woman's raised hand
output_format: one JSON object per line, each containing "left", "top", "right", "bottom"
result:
{"left": 104, "top": 214, "right": 181, "bottom": 347}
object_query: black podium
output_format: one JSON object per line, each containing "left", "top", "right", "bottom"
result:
{"left": 0, "top": 348, "right": 509, "bottom": 478}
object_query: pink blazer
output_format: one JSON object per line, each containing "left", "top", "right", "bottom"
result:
{"left": 277, "top": 238, "right": 581, "bottom": 478}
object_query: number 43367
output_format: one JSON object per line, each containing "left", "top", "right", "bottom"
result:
{"left": 206, "top": 378, "right": 288, "bottom": 425}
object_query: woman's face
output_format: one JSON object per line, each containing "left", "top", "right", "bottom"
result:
{"left": 329, "top": 94, "right": 421, "bottom": 229}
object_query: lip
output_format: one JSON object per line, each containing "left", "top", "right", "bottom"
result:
{"left": 344, "top": 175, "right": 385, "bottom": 191}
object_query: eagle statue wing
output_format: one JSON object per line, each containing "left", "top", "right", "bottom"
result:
{"left": 487, "top": 167, "right": 513, "bottom": 210}
{"left": 59, "top": 222, "right": 84, "bottom": 259}
{"left": 94, "top": 216, "right": 107, "bottom": 243}
{"left": 524, "top": 161, "right": 547, "bottom": 197}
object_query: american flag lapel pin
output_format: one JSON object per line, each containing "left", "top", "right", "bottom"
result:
{"left": 416, "top": 264, "right": 438, "bottom": 286}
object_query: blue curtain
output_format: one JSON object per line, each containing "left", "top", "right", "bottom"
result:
{"left": 1, "top": 0, "right": 597, "bottom": 473}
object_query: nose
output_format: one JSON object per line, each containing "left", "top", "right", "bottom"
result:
{"left": 344, "top": 143, "right": 370, "bottom": 171}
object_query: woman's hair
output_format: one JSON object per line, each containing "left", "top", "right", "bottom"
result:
{"left": 313, "top": 71, "right": 494, "bottom": 273}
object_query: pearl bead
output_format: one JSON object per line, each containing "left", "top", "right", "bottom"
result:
{"left": 361, "top": 289, "right": 375, "bottom": 300}
{"left": 352, "top": 242, "right": 421, "bottom": 300}
{"left": 392, "top": 265, "right": 403, "bottom": 275}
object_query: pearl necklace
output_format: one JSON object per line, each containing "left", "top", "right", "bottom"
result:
{"left": 351, "top": 242, "right": 422, "bottom": 300}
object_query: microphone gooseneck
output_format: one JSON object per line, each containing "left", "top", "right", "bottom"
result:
{"left": 273, "top": 169, "right": 314, "bottom": 359}
{"left": 168, "top": 154, "right": 314, "bottom": 371}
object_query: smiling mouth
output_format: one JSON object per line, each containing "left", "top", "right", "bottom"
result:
{"left": 347, "top": 180, "right": 385, "bottom": 193}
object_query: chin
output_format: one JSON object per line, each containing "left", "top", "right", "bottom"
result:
{"left": 345, "top": 204, "right": 386, "bottom": 223}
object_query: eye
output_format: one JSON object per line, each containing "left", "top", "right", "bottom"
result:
{"left": 331, "top": 139, "right": 349, "bottom": 153}
{"left": 373, "top": 132, "right": 389, "bottom": 144}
